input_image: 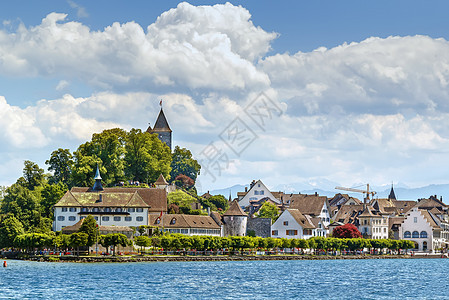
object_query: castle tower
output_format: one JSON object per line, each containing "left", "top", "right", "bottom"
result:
{"left": 146, "top": 108, "right": 172, "bottom": 150}
{"left": 223, "top": 200, "right": 248, "bottom": 236}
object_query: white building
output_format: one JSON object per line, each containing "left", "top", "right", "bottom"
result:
{"left": 271, "top": 209, "right": 317, "bottom": 239}
{"left": 237, "top": 180, "right": 280, "bottom": 208}
{"left": 358, "top": 206, "right": 389, "bottom": 239}
{"left": 400, "top": 207, "right": 449, "bottom": 252}
{"left": 53, "top": 167, "right": 167, "bottom": 231}
{"left": 149, "top": 214, "right": 222, "bottom": 236}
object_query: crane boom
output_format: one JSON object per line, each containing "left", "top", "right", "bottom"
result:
{"left": 335, "top": 184, "right": 376, "bottom": 203}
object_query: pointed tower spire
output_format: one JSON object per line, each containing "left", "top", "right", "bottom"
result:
{"left": 229, "top": 190, "right": 232, "bottom": 202}
{"left": 388, "top": 182, "right": 396, "bottom": 200}
{"left": 92, "top": 165, "right": 103, "bottom": 191}
{"left": 146, "top": 106, "right": 172, "bottom": 150}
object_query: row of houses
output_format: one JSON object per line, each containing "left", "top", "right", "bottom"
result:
{"left": 53, "top": 172, "right": 449, "bottom": 253}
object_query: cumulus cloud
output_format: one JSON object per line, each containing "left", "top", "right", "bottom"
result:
{"left": 261, "top": 35, "right": 449, "bottom": 116}
{"left": 0, "top": 2, "right": 275, "bottom": 94}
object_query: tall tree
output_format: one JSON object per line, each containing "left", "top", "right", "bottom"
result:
{"left": 40, "top": 182, "right": 68, "bottom": 219}
{"left": 22, "top": 160, "right": 45, "bottom": 190}
{"left": 79, "top": 215, "right": 98, "bottom": 247}
{"left": 71, "top": 128, "right": 127, "bottom": 187}
{"left": 124, "top": 129, "right": 172, "bottom": 184}
{"left": 170, "top": 146, "right": 201, "bottom": 182}
{"left": 0, "top": 214, "right": 25, "bottom": 248}
{"left": 1, "top": 183, "right": 42, "bottom": 230}
{"left": 46, "top": 148, "right": 73, "bottom": 185}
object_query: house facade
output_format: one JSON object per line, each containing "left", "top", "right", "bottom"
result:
{"left": 149, "top": 214, "right": 222, "bottom": 236}
{"left": 400, "top": 207, "right": 449, "bottom": 252}
{"left": 237, "top": 180, "right": 280, "bottom": 208}
{"left": 271, "top": 209, "right": 316, "bottom": 239}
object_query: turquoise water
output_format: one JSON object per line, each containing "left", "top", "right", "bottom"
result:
{"left": 0, "top": 258, "right": 447, "bottom": 299}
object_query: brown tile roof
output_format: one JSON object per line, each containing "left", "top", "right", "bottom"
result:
{"left": 372, "top": 198, "right": 396, "bottom": 213}
{"left": 55, "top": 187, "right": 167, "bottom": 213}
{"left": 333, "top": 204, "right": 364, "bottom": 224}
{"left": 392, "top": 200, "right": 416, "bottom": 215}
{"left": 149, "top": 214, "right": 221, "bottom": 229}
{"left": 223, "top": 200, "right": 248, "bottom": 216}
{"left": 359, "top": 206, "right": 377, "bottom": 217}
{"left": 210, "top": 211, "right": 223, "bottom": 226}
{"left": 415, "top": 197, "right": 447, "bottom": 210}
{"left": 288, "top": 194, "right": 328, "bottom": 216}
{"left": 154, "top": 174, "right": 168, "bottom": 185}
{"left": 287, "top": 209, "right": 315, "bottom": 229}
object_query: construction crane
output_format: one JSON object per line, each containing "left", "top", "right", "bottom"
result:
{"left": 335, "top": 184, "right": 376, "bottom": 204}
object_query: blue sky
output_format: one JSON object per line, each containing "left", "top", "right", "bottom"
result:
{"left": 1, "top": 1, "right": 449, "bottom": 196}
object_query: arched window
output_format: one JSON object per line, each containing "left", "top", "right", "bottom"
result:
{"left": 404, "top": 231, "right": 411, "bottom": 238}
{"left": 412, "top": 231, "right": 419, "bottom": 238}
{"left": 420, "top": 231, "right": 428, "bottom": 238}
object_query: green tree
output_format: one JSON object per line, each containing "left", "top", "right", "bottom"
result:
{"left": 22, "top": 160, "right": 45, "bottom": 190}
{"left": 40, "top": 182, "right": 68, "bottom": 219}
{"left": 207, "top": 195, "right": 229, "bottom": 211}
{"left": 55, "top": 234, "right": 71, "bottom": 250}
{"left": 100, "top": 233, "right": 129, "bottom": 255}
{"left": 125, "top": 129, "right": 172, "bottom": 183}
{"left": 46, "top": 148, "right": 74, "bottom": 185}
{"left": 257, "top": 202, "right": 280, "bottom": 223}
{"left": 135, "top": 235, "right": 151, "bottom": 253}
{"left": 0, "top": 214, "right": 25, "bottom": 248}
{"left": 170, "top": 146, "right": 201, "bottom": 182}
{"left": 1, "top": 183, "right": 42, "bottom": 230}
{"left": 70, "top": 232, "right": 89, "bottom": 256}
{"left": 167, "top": 190, "right": 197, "bottom": 214}
{"left": 79, "top": 215, "right": 97, "bottom": 247}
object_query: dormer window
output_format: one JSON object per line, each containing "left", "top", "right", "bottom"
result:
{"left": 156, "top": 218, "right": 161, "bottom": 224}
{"left": 170, "top": 218, "right": 176, "bottom": 225}
{"left": 81, "top": 207, "right": 88, "bottom": 212}
{"left": 116, "top": 207, "right": 123, "bottom": 212}
{"left": 104, "top": 207, "right": 111, "bottom": 212}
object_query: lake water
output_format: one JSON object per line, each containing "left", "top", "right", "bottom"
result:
{"left": 0, "top": 258, "right": 447, "bottom": 299}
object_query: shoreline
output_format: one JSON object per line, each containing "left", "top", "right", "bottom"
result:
{"left": 7, "top": 253, "right": 445, "bottom": 263}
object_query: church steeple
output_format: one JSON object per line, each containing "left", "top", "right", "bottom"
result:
{"left": 388, "top": 183, "right": 396, "bottom": 200}
{"left": 92, "top": 165, "right": 104, "bottom": 191}
{"left": 146, "top": 107, "right": 172, "bottom": 150}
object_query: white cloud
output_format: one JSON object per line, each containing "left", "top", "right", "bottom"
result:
{"left": 0, "top": 3, "right": 275, "bottom": 93}
{"left": 56, "top": 80, "right": 69, "bottom": 91}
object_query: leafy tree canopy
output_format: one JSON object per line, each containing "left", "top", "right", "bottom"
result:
{"left": 0, "top": 214, "right": 25, "bottom": 248}
{"left": 170, "top": 146, "right": 201, "bottom": 182}
{"left": 332, "top": 223, "right": 362, "bottom": 239}
{"left": 257, "top": 202, "right": 280, "bottom": 223}
{"left": 46, "top": 148, "right": 73, "bottom": 185}
{"left": 79, "top": 215, "right": 98, "bottom": 247}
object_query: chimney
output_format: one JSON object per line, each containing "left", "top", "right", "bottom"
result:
{"left": 207, "top": 207, "right": 211, "bottom": 216}
{"left": 245, "top": 187, "right": 248, "bottom": 192}
{"left": 315, "top": 192, "right": 318, "bottom": 196}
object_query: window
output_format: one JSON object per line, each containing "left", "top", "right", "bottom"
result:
{"left": 92, "top": 207, "right": 100, "bottom": 212}
{"left": 81, "top": 207, "right": 88, "bottom": 212}
{"left": 125, "top": 217, "right": 132, "bottom": 222}
{"left": 80, "top": 216, "right": 86, "bottom": 220}
{"left": 114, "top": 216, "right": 121, "bottom": 221}
{"left": 102, "top": 216, "right": 110, "bottom": 221}
{"left": 404, "top": 231, "right": 411, "bottom": 238}
{"left": 68, "top": 216, "right": 76, "bottom": 221}
{"left": 258, "top": 184, "right": 260, "bottom": 187}
{"left": 128, "top": 208, "right": 135, "bottom": 213}
{"left": 283, "top": 221, "right": 288, "bottom": 226}
{"left": 260, "top": 190, "right": 264, "bottom": 195}
{"left": 57, "top": 216, "right": 65, "bottom": 221}
{"left": 272, "top": 230, "right": 278, "bottom": 236}
{"left": 69, "top": 207, "right": 77, "bottom": 212}
{"left": 286, "top": 230, "right": 298, "bottom": 236}
{"left": 414, "top": 217, "right": 417, "bottom": 223}
{"left": 181, "top": 229, "right": 188, "bottom": 234}
{"left": 420, "top": 231, "right": 428, "bottom": 238}
{"left": 104, "top": 207, "right": 111, "bottom": 212}
{"left": 116, "top": 207, "right": 122, "bottom": 212}
{"left": 136, "top": 208, "right": 143, "bottom": 212}
{"left": 94, "top": 216, "right": 98, "bottom": 221}
{"left": 384, "top": 228, "right": 387, "bottom": 233}
{"left": 136, "top": 216, "right": 144, "bottom": 222}
{"left": 170, "top": 218, "right": 176, "bottom": 225}
{"left": 412, "top": 231, "right": 419, "bottom": 238}
{"left": 423, "top": 241, "right": 428, "bottom": 251}
{"left": 254, "top": 191, "right": 259, "bottom": 195}
{"left": 61, "top": 207, "right": 67, "bottom": 212}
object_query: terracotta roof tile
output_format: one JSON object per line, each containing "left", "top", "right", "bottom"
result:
{"left": 223, "top": 200, "right": 248, "bottom": 216}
